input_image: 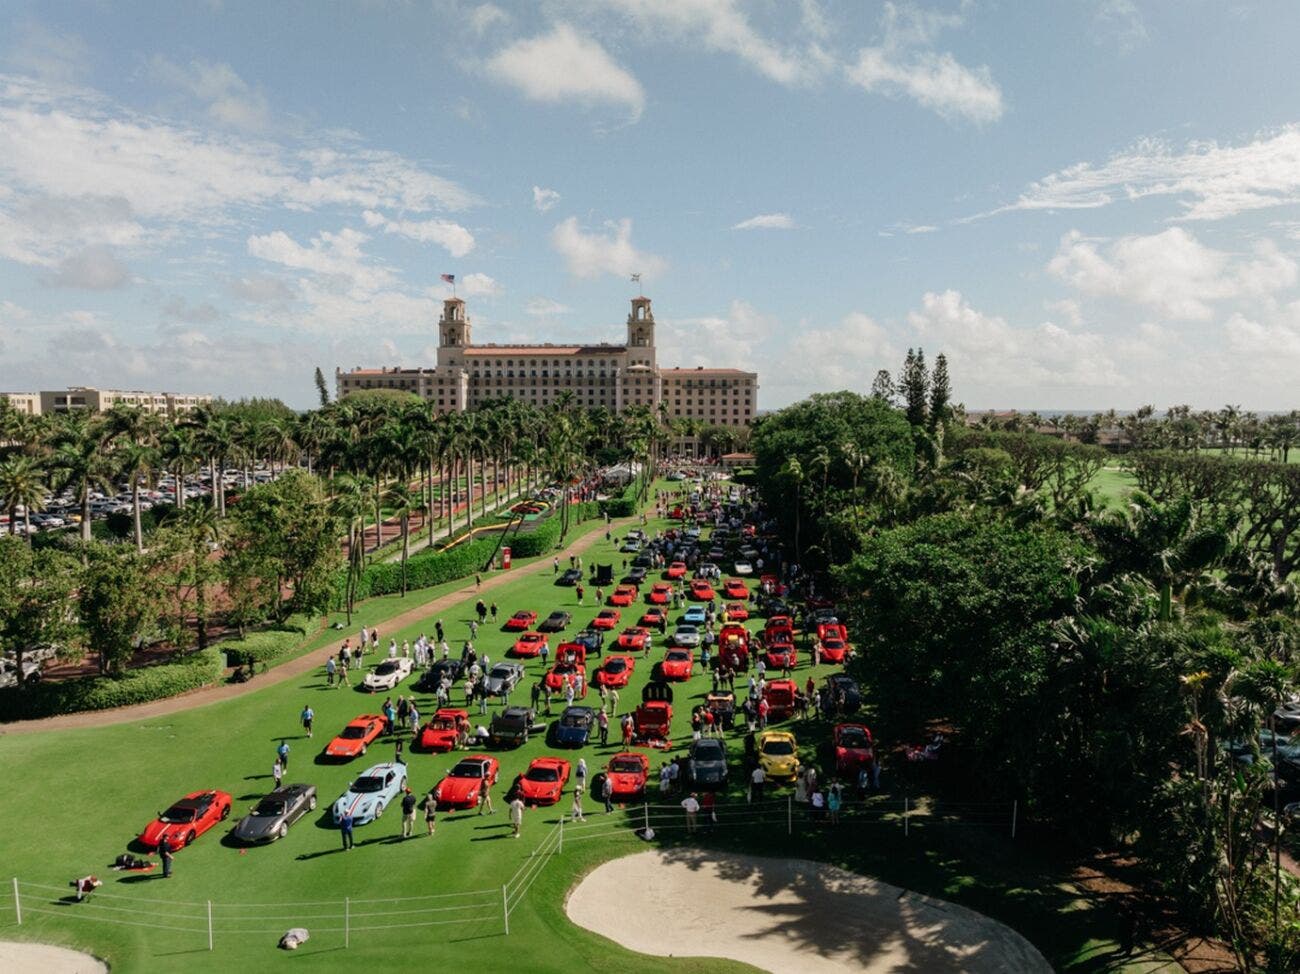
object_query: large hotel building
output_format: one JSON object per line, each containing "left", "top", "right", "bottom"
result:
{"left": 336, "top": 295, "right": 759, "bottom": 427}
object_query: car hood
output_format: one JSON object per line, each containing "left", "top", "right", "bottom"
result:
{"left": 232, "top": 813, "right": 283, "bottom": 840}
{"left": 691, "top": 760, "right": 726, "bottom": 777}
{"left": 607, "top": 772, "right": 645, "bottom": 791}
{"left": 519, "top": 780, "right": 561, "bottom": 798}
{"left": 555, "top": 725, "right": 589, "bottom": 742}
{"left": 420, "top": 728, "right": 456, "bottom": 748}
{"left": 437, "top": 778, "right": 481, "bottom": 801}
{"left": 141, "top": 820, "right": 193, "bottom": 847}
{"left": 333, "top": 790, "right": 388, "bottom": 823}
{"left": 761, "top": 755, "right": 799, "bottom": 774}
{"left": 325, "top": 739, "right": 364, "bottom": 756}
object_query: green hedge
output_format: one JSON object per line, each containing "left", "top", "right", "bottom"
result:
{"left": 0, "top": 649, "right": 225, "bottom": 722}
{"left": 219, "top": 624, "right": 308, "bottom": 667}
{"left": 353, "top": 537, "right": 500, "bottom": 600}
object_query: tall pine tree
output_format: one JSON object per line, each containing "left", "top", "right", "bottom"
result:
{"left": 870, "top": 369, "right": 896, "bottom": 405}
{"left": 928, "top": 353, "right": 951, "bottom": 431}
{"left": 314, "top": 366, "right": 330, "bottom": 407}
{"left": 902, "top": 348, "right": 929, "bottom": 428}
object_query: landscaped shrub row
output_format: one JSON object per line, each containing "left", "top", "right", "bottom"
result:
{"left": 219, "top": 624, "right": 309, "bottom": 667}
{"left": 352, "top": 537, "right": 501, "bottom": 600}
{"left": 597, "top": 476, "right": 646, "bottom": 518}
{"left": 0, "top": 648, "right": 224, "bottom": 722}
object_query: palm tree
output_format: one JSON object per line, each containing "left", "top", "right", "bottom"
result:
{"left": 106, "top": 406, "right": 161, "bottom": 551}
{"left": 778, "top": 457, "right": 805, "bottom": 558}
{"left": 0, "top": 454, "right": 46, "bottom": 541}
{"left": 330, "top": 474, "right": 372, "bottom": 623}
{"left": 841, "top": 441, "right": 869, "bottom": 531}
{"left": 49, "top": 413, "right": 114, "bottom": 543}
{"left": 176, "top": 503, "right": 223, "bottom": 649}
{"left": 158, "top": 425, "right": 199, "bottom": 510}
{"left": 386, "top": 482, "right": 422, "bottom": 596}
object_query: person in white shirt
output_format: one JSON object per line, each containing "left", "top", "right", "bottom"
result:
{"left": 388, "top": 640, "right": 398, "bottom": 659}
{"left": 681, "top": 793, "right": 700, "bottom": 833}
{"left": 749, "top": 765, "right": 766, "bottom": 802}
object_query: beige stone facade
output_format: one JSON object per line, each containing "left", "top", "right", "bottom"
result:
{"left": 37, "top": 387, "right": 213, "bottom": 417}
{"left": 0, "top": 392, "right": 41, "bottom": 416}
{"left": 337, "top": 296, "right": 758, "bottom": 426}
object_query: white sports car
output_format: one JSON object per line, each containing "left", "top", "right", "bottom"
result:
{"left": 362, "top": 657, "right": 413, "bottom": 692}
{"left": 332, "top": 763, "right": 407, "bottom": 826}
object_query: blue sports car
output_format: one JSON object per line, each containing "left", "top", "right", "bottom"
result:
{"left": 682, "top": 606, "right": 708, "bottom": 625}
{"left": 332, "top": 762, "right": 407, "bottom": 826}
{"left": 554, "top": 706, "right": 597, "bottom": 747}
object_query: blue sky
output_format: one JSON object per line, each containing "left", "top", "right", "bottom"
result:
{"left": 2, "top": 1, "right": 1300, "bottom": 411}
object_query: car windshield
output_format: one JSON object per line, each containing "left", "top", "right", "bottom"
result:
{"left": 762, "top": 740, "right": 795, "bottom": 756}
{"left": 160, "top": 806, "right": 197, "bottom": 823}
{"left": 823, "top": 639, "right": 844, "bottom": 648}
{"left": 375, "top": 661, "right": 399, "bottom": 674}
{"left": 341, "top": 725, "right": 369, "bottom": 739}
{"left": 667, "top": 651, "right": 689, "bottom": 662}
{"left": 521, "top": 634, "right": 540, "bottom": 643}
{"left": 513, "top": 613, "right": 530, "bottom": 620}
{"left": 431, "top": 719, "right": 455, "bottom": 730}
{"left": 491, "top": 667, "right": 512, "bottom": 679}
{"left": 351, "top": 776, "right": 386, "bottom": 793}
{"left": 547, "top": 614, "right": 565, "bottom": 621}
{"left": 611, "top": 759, "right": 642, "bottom": 773}
{"left": 561, "top": 714, "right": 589, "bottom": 727}
{"left": 450, "top": 763, "right": 485, "bottom": 778}
{"left": 839, "top": 728, "right": 869, "bottom": 748}
{"left": 253, "top": 800, "right": 287, "bottom": 816}
{"left": 599, "top": 611, "right": 616, "bottom": 618}
{"left": 527, "top": 767, "right": 559, "bottom": 782}
{"left": 606, "top": 659, "right": 626, "bottom": 673}
{"left": 677, "top": 626, "right": 697, "bottom": 634}
{"left": 695, "top": 742, "right": 724, "bottom": 759}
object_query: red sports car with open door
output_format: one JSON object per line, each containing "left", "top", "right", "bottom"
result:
{"left": 416, "top": 708, "right": 470, "bottom": 752}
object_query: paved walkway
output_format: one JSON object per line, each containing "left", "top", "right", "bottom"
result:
{"left": 0, "top": 507, "right": 643, "bottom": 735}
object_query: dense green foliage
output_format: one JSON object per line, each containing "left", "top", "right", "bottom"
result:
{"left": 218, "top": 624, "right": 309, "bottom": 668}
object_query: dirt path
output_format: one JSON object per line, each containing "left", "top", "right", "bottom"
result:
{"left": 0, "top": 508, "right": 643, "bottom": 736}
{"left": 567, "top": 849, "right": 1053, "bottom": 974}
{"left": 0, "top": 941, "right": 107, "bottom": 973}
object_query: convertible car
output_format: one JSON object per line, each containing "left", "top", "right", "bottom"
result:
{"left": 138, "top": 790, "right": 233, "bottom": 851}
{"left": 323, "top": 714, "right": 386, "bottom": 760}
{"left": 432, "top": 755, "right": 499, "bottom": 810}
{"left": 332, "top": 763, "right": 407, "bottom": 825}
{"left": 554, "top": 706, "right": 598, "bottom": 747}
{"left": 231, "top": 784, "right": 317, "bottom": 844}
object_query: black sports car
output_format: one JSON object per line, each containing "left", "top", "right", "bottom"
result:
{"left": 557, "top": 568, "right": 583, "bottom": 586}
{"left": 538, "top": 610, "right": 572, "bottom": 633}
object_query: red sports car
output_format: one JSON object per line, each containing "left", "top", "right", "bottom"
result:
{"left": 604, "top": 752, "right": 649, "bottom": 800}
{"left": 660, "top": 648, "right": 695, "bottom": 681}
{"left": 592, "top": 608, "right": 621, "bottom": 631}
{"left": 432, "top": 754, "right": 500, "bottom": 809}
{"left": 594, "top": 654, "right": 636, "bottom": 688}
{"left": 640, "top": 607, "right": 667, "bottom": 627}
{"left": 504, "top": 610, "right": 537, "bottom": 632}
{"left": 617, "top": 627, "right": 652, "bottom": 653}
{"left": 647, "top": 583, "right": 673, "bottom": 605}
{"left": 722, "top": 579, "right": 749, "bottom": 601}
{"left": 818, "top": 624, "right": 851, "bottom": 664}
{"left": 516, "top": 757, "right": 571, "bottom": 806}
{"left": 544, "top": 661, "right": 587, "bottom": 696}
{"left": 723, "top": 602, "right": 749, "bottom": 622}
{"left": 416, "top": 708, "right": 469, "bottom": 752}
{"left": 689, "top": 579, "right": 715, "bottom": 602}
{"left": 832, "top": 723, "right": 875, "bottom": 774}
{"left": 324, "top": 714, "right": 386, "bottom": 760}
{"left": 665, "top": 561, "right": 688, "bottom": 580}
{"left": 763, "top": 630, "right": 797, "bottom": 669}
{"left": 138, "top": 790, "right": 233, "bottom": 851}
{"left": 609, "top": 585, "right": 637, "bottom": 607}
{"left": 767, "top": 614, "right": 795, "bottom": 632}
{"left": 511, "top": 631, "right": 548, "bottom": 658}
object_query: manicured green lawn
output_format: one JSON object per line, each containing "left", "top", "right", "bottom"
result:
{"left": 0, "top": 496, "right": 1173, "bottom": 972}
{"left": 1089, "top": 466, "right": 1136, "bottom": 507}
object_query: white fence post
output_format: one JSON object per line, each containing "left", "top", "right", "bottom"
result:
{"left": 502, "top": 884, "right": 509, "bottom": 935}
{"left": 206, "top": 900, "right": 213, "bottom": 951}
{"left": 344, "top": 896, "right": 350, "bottom": 948}
{"left": 1011, "top": 800, "right": 1018, "bottom": 840}
{"left": 12, "top": 878, "right": 20, "bottom": 925}
{"left": 558, "top": 815, "right": 564, "bottom": 853}
{"left": 643, "top": 802, "right": 649, "bottom": 833}
{"left": 903, "top": 796, "right": 909, "bottom": 837}
{"left": 787, "top": 796, "right": 792, "bottom": 836}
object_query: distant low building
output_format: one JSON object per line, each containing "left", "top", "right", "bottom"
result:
{"left": 0, "top": 392, "right": 41, "bottom": 416}
{"left": 37, "top": 387, "right": 213, "bottom": 418}
{"left": 337, "top": 294, "right": 759, "bottom": 429}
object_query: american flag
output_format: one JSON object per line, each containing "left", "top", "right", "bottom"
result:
{"left": 441, "top": 274, "right": 455, "bottom": 285}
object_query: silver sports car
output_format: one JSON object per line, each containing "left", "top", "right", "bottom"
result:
{"left": 231, "top": 784, "right": 318, "bottom": 843}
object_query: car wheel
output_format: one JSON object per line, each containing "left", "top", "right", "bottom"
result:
{"left": 278, "top": 823, "right": 289, "bottom": 840}
{"left": 308, "top": 795, "right": 317, "bottom": 811}
{"left": 220, "top": 804, "right": 230, "bottom": 820}
{"left": 185, "top": 830, "right": 196, "bottom": 846}
{"left": 374, "top": 802, "right": 385, "bottom": 819}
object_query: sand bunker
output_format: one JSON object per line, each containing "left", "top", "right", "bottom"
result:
{"left": 566, "top": 849, "right": 1051, "bottom": 973}
{"left": 0, "top": 941, "right": 107, "bottom": 974}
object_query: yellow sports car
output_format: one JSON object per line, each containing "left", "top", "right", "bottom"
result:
{"left": 757, "top": 730, "right": 800, "bottom": 782}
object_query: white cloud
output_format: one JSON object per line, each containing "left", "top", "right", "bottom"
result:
{"left": 987, "top": 127, "right": 1300, "bottom": 221}
{"left": 532, "top": 185, "right": 561, "bottom": 212}
{"left": 845, "top": 2, "right": 1004, "bottom": 123}
{"left": 660, "top": 300, "right": 776, "bottom": 374}
{"left": 777, "top": 311, "right": 894, "bottom": 394}
{"left": 458, "top": 272, "right": 501, "bottom": 298}
{"left": 1047, "top": 228, "right": 1298, "bottom": 321}
{"left": 149, "top": 56, "right": 271, "bottom": 132}
{"left": 485, "top": 25, "right": 645, "bottom": 119}
{"left": 732, "top": 212, "right": 796, "bottom": 231}
{"left": 161, "top": 295, "right": 221, "bottom": 323}
{"left": 0, "top": 193, "right": 144, "bottom": 267}
{"left": 226, "top": 273, "right": 295, "bottom": 304}
{"left": 468, "top": 3, "right": 510, "bottom": 34}
{"left": 5, "top": 23, "right": 89, "bottom": 84}
{"left": 551, "top": 216, "right": 665, "bottom": 279}
{"left": 247, "top": 227, "right": 397, "bottom": 293}
{"left": 361, "top": 209, "right": 476, "bottom": 257}
{"left": 1095, "top": 0, "right": 1148, "bottom": 51}
{"left": 525, "top": 297, "right": 571, "bottom": 316}
{"left": 41, "top": 245, "right": 131, "bottom": 290}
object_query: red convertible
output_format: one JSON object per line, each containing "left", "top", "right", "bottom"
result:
{"left": 324, "top": 714, "right": 385, "bottom": 760}
{"left": 544, "top": 660, "right": 587, "bottom": 697}
{"left": 511, "top": 631, "right": 548, "bottom": 658}
{"left": 617, "top": 627, "right": 652, "bottom": 653}
{"left": 722, "top": 578, "right": 749, "bottom": 601}
{"left": 831, "top": 723, "right": 875, "bottom": 775}
{"left": 432, "top": 755, "right": 500, "bottom": 809}
{"left": 592, "top": 608, "right": 621, "bottom": 631}
{"left": 689, "top": 579, "right": 715, "bottom": 602}
{"left": 604, "top": 752, "right": 649, "bottom": 800}
{"left": 594, "top": 654, "right": 636, "bottom": 688}
{"left": 609, "top": 585, "right": 638, "bottom": 607}
{"left": 138, "top": 790, "right": 233, "bottom": 851}
{"left": 516, "top": 757, "right": 571, "bottom": 806}
{"left": 640, "top": 607, "right": 667, "bottom": 627}
{"left": 660, "top": 647, "right": 695, "bottom": 682}
{"left": 647, "top": 583, "right": 673, "bottom": 605}
{"left": 503, "top": 610, "right": 537, "bottom": 632}
{"left": 665, "top": 561, "right": 688, "bottom": 580}
{"left": 416, "top": 708, "right": 469, "bottom": 752}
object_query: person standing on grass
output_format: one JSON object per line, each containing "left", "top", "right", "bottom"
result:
{"left": 339, "top": 657, "right": 349, "bottom": 687}
{"left": 576, "top": 583, "right": 585, "bottom": 606}
{"left": 401, "top": 788, "right": 417, "bottom": 838}
{"left": 622, "top": 713, "right": 634, "bottom": 747}
{"left": 571, "top": 786, "right": 586, "bottom": 822}
{"left": 749, "top": 765, "right": 766, "bottom": 803}
{"left": 509, "top": 796, "right": 525, "bottom": 838}
{"left": 325, "top": 656, "right": 336, "bottom": 687}
{"left": 301, "top": 704, "right": 314, "bottom": 738}
{"left": 273, "top": 757, "right": 284, "bottom": 788}
{"left": 701, "top": 790, "right": 717, "bottom": 825}
{"left": 436, "top": 619, "right": 445, "bottom": 643}
{"left": 553, "top": 556, "right": 560, "bottom": 575}
{"left": 408, "top": 702, "right": 420, "bottom": 734}
{"left": 598, "top": 709, "right": 609, "bottom": 746}
{"left": 576, "top": 757, "right": 588, "bottom": 791}
{"left": 478, "top": 784, "right": 495, "bottom": 816}
{"left": 277, "top": 739, "right": 290, "bottom": 770}
{"left": 425, "top": 791, "right": 438, "bottom": 836}
{"left": 340, "top": 811, "right": 355, "bottom": 850}
{"left": 160, "top": 844, "right": 174, "bottom": 879}
{"left": 681, "top": 793, "right": 700, "bottom": 834}
{"left": 490, "top": 602, "right": 498, "bottom": 623}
